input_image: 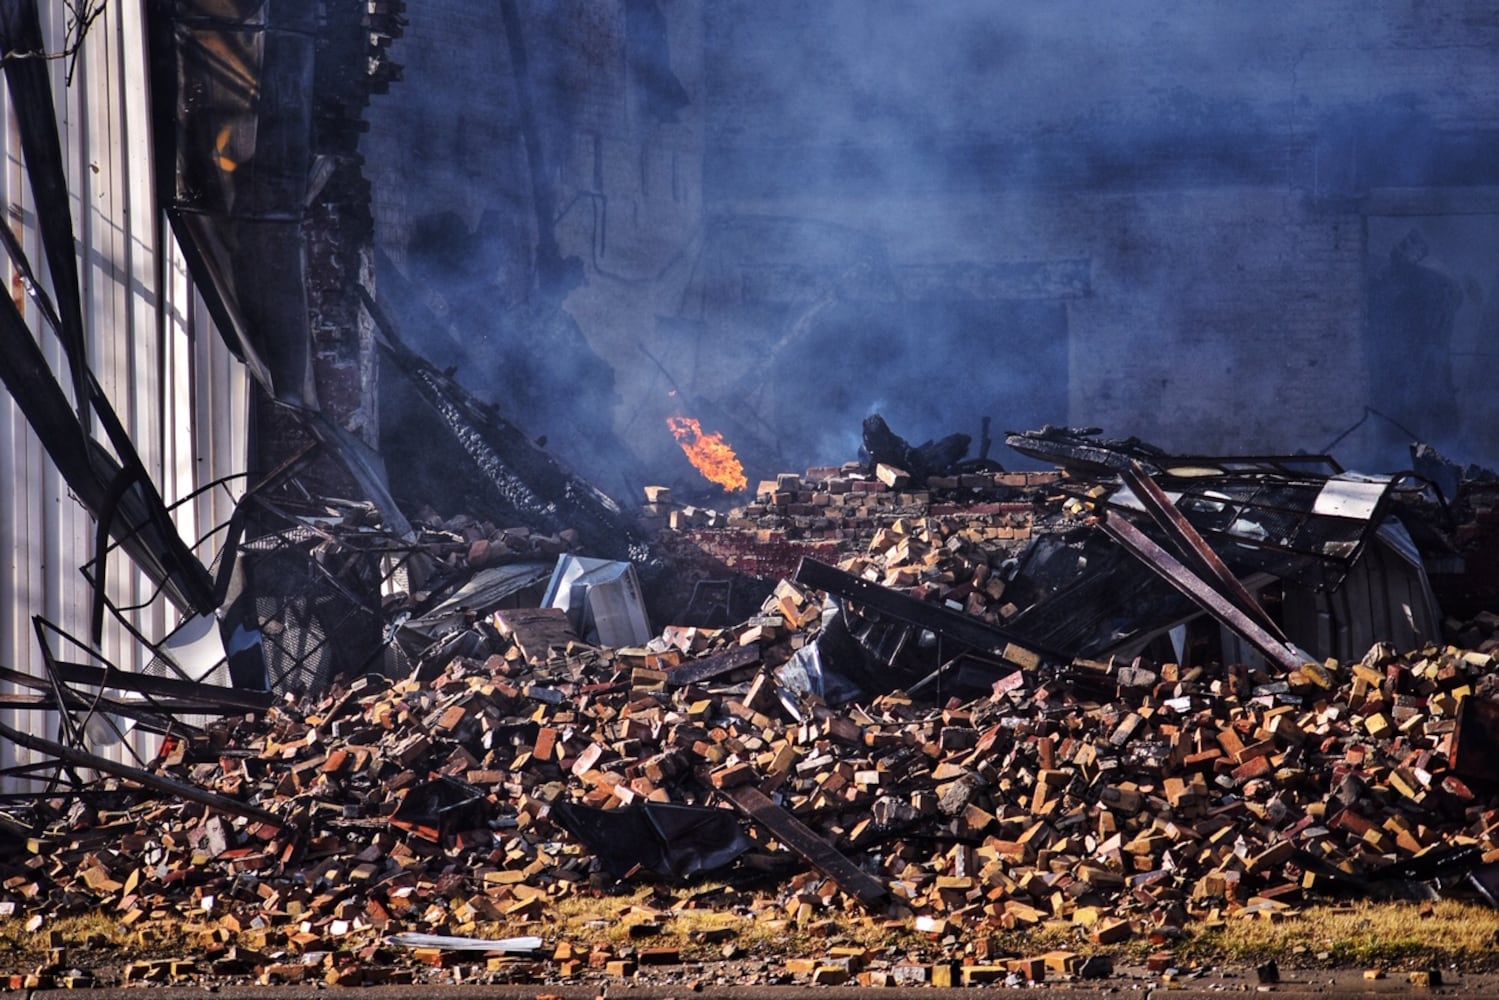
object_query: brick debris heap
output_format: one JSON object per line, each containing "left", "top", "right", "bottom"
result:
{"left": 2, "top": 467, "right": 1498, "bottom": 989}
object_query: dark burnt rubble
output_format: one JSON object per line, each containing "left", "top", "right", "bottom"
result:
{"left": 2, "top": 0, "right": 1497, "bottom": 988}
{"left": 5, "top": 423, "right": 1499, "bottom": 987}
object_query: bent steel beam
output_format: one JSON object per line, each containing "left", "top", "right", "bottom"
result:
{"left": 1101, "top": 514, "right": 1312, "bottom": 674}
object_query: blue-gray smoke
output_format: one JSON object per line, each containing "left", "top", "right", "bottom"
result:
{"left": 365, "top": 1, "right": 1499, "bottom": 497}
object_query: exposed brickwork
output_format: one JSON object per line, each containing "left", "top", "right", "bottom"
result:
{"left": 697, "top": 2, "right": 1499, "bottom": 471}
{"left": 256, "top": 0, "right": 406, "bottom": 487}
{"left": 368, "top": 2, "right": 1499, "bottom": 488}
{"left": 658, "top": 467, "right": 1057, "bottom": 584}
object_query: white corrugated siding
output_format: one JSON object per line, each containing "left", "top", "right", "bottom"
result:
{"left": 0, "top": 3, "right": 247, "bottom": 785}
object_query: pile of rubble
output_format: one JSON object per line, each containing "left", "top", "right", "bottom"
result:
{"left": 655, "top": 464, "right": 1056, "bottom": 588}
{"left": 6, "top": 429, "right": 1499, "bottom": 988}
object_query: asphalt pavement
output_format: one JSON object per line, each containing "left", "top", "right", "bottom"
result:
{"left": 23, "top": 967, "right": 1499, "bottom": 999}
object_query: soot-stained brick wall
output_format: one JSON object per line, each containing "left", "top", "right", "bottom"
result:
{"left": 365, "top": 1, "right": 1499, "bottom": 496}
{"left": 699, "top": 1, "right": 1499, "bottom": 474}
{"left": 364, "top": 0, "right": 704, "bottom": 502}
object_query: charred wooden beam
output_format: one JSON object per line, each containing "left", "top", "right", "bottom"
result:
{"left": 663, "top": 644, "right": 759, "bottom": 687}
{"left": 717, "top": 784, "right": 887, "bottom": 911}
{"left": 862, "top": 414, "right": 969, "bottom": 484}
{"left": 1005, "top": 427, "right": 1167, "bottom": 476}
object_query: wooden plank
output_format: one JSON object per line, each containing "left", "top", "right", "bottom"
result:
{"left": 717, "top": 784, "right": 887, "bottom": 911}
{"left": 492, "top": 607, "right": 580, "bottom": 663}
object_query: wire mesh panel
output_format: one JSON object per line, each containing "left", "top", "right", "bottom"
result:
{"left": 243, "top": 529, "right": 383, "bottom": 694}
{"left": 232, "top": 496, "right": 437, "bottom": 696}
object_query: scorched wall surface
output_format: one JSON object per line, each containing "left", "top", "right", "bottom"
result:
{"left": 369, "top": 1, "right": 1499, "bottom": 483}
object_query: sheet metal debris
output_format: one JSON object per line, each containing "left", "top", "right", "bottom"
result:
{"left": 385, "top": 933, "right": 543, "bottom": 953}
{"left": 551, "top": 800, "right": 752, "bottom": 880}
{"left": 543, "top": 555, "right": 652, "bottom": 648}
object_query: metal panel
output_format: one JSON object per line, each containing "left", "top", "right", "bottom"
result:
{"left": 1280, "top": 519, "right": 1440, "bottom": 663}
{"left": 1311, "top": 474, "right": 1391, "bottom": 520}
{"left": 0, "top": 3, "right": 247, "bottom": 788}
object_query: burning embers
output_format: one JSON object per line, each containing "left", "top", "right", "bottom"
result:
{"left": 667, "top": 415, "right": 747, "bottom": 492}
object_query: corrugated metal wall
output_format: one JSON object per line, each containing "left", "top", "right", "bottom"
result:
{"left": 0, "top": 3, "right": 247, "bottom": 783}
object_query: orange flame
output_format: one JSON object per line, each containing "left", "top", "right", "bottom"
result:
{"left": 667, "top": 415, "right": 747, "bottom": 492}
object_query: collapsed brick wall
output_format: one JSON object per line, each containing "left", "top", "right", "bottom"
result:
{"left": 651, "top": 467, "right": 1063, "bottom": 629}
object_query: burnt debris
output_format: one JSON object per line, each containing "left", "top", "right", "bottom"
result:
{"left": 0, "top": 419, "right": 1496, "bottom": 986}
{"left": 0, "top": 1, "right": 1498, "bottom": 989}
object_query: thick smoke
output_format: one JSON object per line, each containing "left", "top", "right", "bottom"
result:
{"left": 365, "top": 1, "right": 1499, "bottom": 505}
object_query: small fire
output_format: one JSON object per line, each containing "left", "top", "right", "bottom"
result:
{"left": 667, "top": 415, "right": 747, "bottom": 492}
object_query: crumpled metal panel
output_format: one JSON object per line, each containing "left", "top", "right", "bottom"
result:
{"left": 552, "top": 800, "right": 752, "bottom": 881}
{"left": 1104, "top": 470, "right": 1394, "bottom": 589}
